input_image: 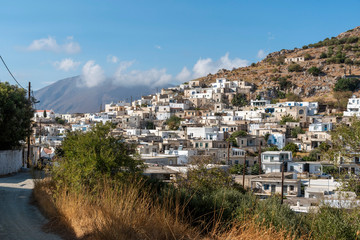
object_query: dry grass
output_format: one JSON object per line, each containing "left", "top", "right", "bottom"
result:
{"left": 34, "top": 178, "right": 305, "bottom": 240}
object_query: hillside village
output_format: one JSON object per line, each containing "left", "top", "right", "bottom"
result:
{"left": 30, "top": 69, "right": 360, "bottom": 213}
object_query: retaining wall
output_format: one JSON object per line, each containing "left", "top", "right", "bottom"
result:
{"left": 0, "top": 150, "right": 23, "bottom": 175}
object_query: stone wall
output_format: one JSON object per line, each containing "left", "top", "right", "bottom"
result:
{"left": 0, "top": 150, "right": 23, "bottom": 175}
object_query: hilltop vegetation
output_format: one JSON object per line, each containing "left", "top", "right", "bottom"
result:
{"left": 196, "top": 26, "right": 360, "bottom": 101}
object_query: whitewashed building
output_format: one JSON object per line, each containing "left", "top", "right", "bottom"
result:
{"left": 261, "top": 151, "right": 293, "bottom": 173}
{"left": 344, "top": 96, "right": 360, "bottom": 117}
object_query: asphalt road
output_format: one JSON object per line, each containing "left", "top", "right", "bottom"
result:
{"left": 0, "top": 171, "right": 62, "bottom": 240}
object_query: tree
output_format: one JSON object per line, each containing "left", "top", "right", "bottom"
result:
{"left": 288, "top": 64, "right": 303, "bottom": 72}
{"left": 0, "top": 82, "right": 34, "bottom": 150}
{"left": 291, "top": 126, "right": 305, "bottom": 138}
{"left": 283, "top": 143, "right": 299, "bottom": 155}
{"left": 324, "top": 117, "right": 360, "bottom": 195}
{"left": 304, "top": 53, "right": 312, "bottom": 60}
{"left": 319, "top": 52, "right": 328, "bottom": 59}
{"left": 53, "top": 122, "right": 144, "bottom": 190}
{"left": 277, "top": 77, "right": 292, "bottom": 91}
{"left": 165, "top": 115, "right": 181, "bottom": 130}
{"left": 55, "top": 117, "right": 65, "bottom": 125}
{"left": 307, "top": 67, "right": 322, "bottom": 76}
{"left": 229, "top": 163, "right": 248, "bottom": 175}
{"left": 280, "top": 114, "right": 298, "bottom": 125}
{"left": 333, "top": 91, "right": 352, "bottom": 110}
{"left": 227, "top": 131, "right": 248, "bottom": 147}
{"left": 334, "top": 78, "right": 360, "bottom": 92}
{"left": 286, "top": 93, "right": 302, "bottom": 101}
{"left": 250, "top": 163, "right": 261, "bottom": 175}
{"left": 231, "top": 94, "right": 248, "bottom": 107}
{"left": 43, "top": 110, "right": 47, "bottom": 118}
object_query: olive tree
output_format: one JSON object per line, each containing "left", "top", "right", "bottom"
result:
{"left": 0, "top": 82, "right": 33, "bottom": 150}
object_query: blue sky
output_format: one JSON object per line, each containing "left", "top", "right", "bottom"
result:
{"left": 0, "top": 0, "right": 359, "bottom": 90}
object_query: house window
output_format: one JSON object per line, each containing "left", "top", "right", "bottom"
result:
{"left": 289, "top": 185, "right": 294, "bottom": 191}
{"left": 195, "top": 143, "right": 199, "bottom": 148}
{"left": 205, "top": 143, "right": 208, "bottom": 148}
{"left": 264, "top": 184, "right": 269, "bottom": 190}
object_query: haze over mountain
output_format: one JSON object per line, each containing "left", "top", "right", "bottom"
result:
{"left": 34, "top": 76, "right": 166, "bottom": 113}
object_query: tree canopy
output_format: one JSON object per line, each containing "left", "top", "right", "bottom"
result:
{"left": 231, "top": 93, "right": 248, "bottom": 107}
{"left": 53, "top": 122, "right": 144, "bottom": 190}
{"left": 0, "top": 82, "right": 33, "bottom": 150}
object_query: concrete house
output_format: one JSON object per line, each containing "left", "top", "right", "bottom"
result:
{"left": 261, "top": 151, "right": 293, "bottom": 173}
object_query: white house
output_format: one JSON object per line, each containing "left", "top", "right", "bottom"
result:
{"left": 186, "top": 127, "right": 224, "bottom": 140}
{"left": 261, "top": 151, "right": 293, "bottom": 173}
{"left": 309, "top": 123, "right": 333, "bottom": 132}
{"left": 267, "top": 133, "right": 286, "bottom": 149}
{"left": 344, "top": 96, "right": 360, "bottom": 117}
{"left": 34, "top": 109, "right": 55, "bottom": 120}
{"left": 284, "top": 102, "right": 318, "bottom": 116}
{"left": 284, "top": 57, "right": 305, "bottom": 63}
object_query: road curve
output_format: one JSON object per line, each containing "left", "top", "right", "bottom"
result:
{"left": 0, "top": 171, "right": 62, "bottom": 240}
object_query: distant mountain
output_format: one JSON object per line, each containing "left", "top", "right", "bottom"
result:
{"left": 34, "top": 76, "right": 166, "bottom": 113}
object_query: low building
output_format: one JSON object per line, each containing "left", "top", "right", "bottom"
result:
{"left": 251, "top": 173, "right": 301, "bottom": 197}
{"left": 261, "top": 151, "right": 292, "bottom": 173}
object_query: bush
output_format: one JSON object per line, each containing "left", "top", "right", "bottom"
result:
{"left": 280, "top": 114, "right": 298, "bottom": 125}
{"left": 283, "top": 142, "right": 299, "bottom": 154}
{"left": 334, "top": 78, "right": 360, "bottom": 92}
{"left": 319, "top": 52, "right": 328, "bottom": 59}
{"left": 278, "top": 77, "right": 292, "bottom": 90}
{"left": 231, "top": 94, "right": 248, "bottom": 107}
{"left": 291, "top": 126, "right": 305, "bottom": 138}
{"left": 53, "top": 122, "right": 144, "bottom": 190}
{"left": 288, "top": 64, "right": 303, "bottom": 72}
{"left": 0, "top": 82, "right": 34, "bottom": 150}
{"left": 165, "top": 115, "right": 182, "bottom": 130}
{"left": 304, "top": 53, "right": 312, "bottom": 60}
{"left": 307, "top": 66, "right": 322, "bottom": 76}
{"left": 286, "top": 93, "right": 302, "bottom": 101}
{"left": 309, "top": 207, "right": 360, "bottom": 240}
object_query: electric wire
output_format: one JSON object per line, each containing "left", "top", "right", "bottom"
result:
{"left": 0, "top": 55, "right": 26, "bottom": 90}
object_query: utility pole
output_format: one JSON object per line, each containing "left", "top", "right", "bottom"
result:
{"left": 38, "top": 120, "right": 42, "bottom": 161}
{"left": 281, "top": 161, "right": 285, "bottom": 204}
{"left": 258, "top": 143, "right": 262, "bottom": 174}
{"left": 27, "top": 82, "right": 31, "bottom": 168}
{"left": 243, "top": 153, "right": 246, "bottom": 187}
{"left": 227, "top": 140, "right": 230, "bottom": 165}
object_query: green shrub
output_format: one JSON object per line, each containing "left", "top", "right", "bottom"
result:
{"left": 304, "top": 53, "right": 312, "bottom": 60}
{"left": 286, "top": 93, "right": 302, "bottom": 101}
{"left": 166, "top": 115, "right": 182, "bottom": 130}
{"left": 307, "top": 66, "right": 322, "bottom": 76}
{"left": 291, "top": 126, "right": 305, "bottom": 138}
{"left": 309, "top": 207, "right": 360, "bottom": 240}
{"left": 280, "top": 114, "right": 298, "bottom": 125}
{"left": 334, "top": 78, "right": 360, "bottom": 92}
{"left": 53, "top": 122, "right": 144, "bottom": 191}
{"left": 319, "top": 52, "right": 328, "bottom": 59}
{"left": 288, "top": 63, "right": 303, "bottom": 72}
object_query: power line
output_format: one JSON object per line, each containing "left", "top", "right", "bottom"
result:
{"left": 0, "top": 55, "right": 25, "bottom": 90}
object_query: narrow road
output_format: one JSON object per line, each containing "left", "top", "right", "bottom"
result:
{"left": 0, "top": 171, "right": 62, "bottom": 240}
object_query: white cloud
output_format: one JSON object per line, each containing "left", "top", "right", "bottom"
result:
{"left": 80, "top": 60, "right": 105, "bottom": 87}
{"left": 27, "top": 36, "right": 81, "bottom": 54}
{"left": 257, "top": 49, "right": 267, "bottom": 59}
{"left": 113, "top": 61, "right": 172, "bottom": 87}
{"left": 53, "top": 58, "right": 81, "bottom": 71}
{"left": 107, "top": 55, "right": 119, "bottom": 63}
{"left": 176, "top": 67, "right": 191, "bottom": 82}
{"left": 192, "top": 52, "right": 249, "bottom": 78}
{"left": 155, "top": 45, "right": 162, "bottom": 50}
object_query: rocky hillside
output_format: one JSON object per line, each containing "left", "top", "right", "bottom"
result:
{"left": 198, "top": 26, "right": 360, "bottom": 101}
